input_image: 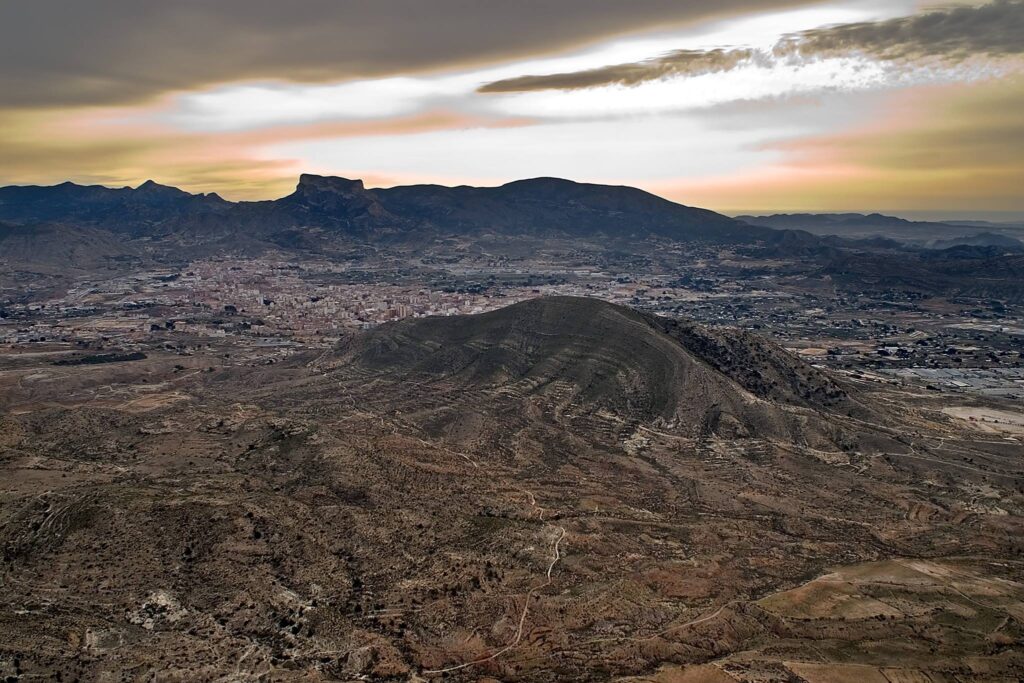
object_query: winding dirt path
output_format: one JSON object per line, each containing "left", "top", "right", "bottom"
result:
{"left": 575, "top": 600, "right": 735, "bottom": 649}
{"left": 423, "top": 525, "right": 566, "bottom": 676}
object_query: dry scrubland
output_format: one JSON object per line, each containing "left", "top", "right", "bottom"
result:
{"left": 0, "top": 297, "right": 1022, "bottom": 681}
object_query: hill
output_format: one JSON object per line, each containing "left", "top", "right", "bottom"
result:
{"left": 823, "top": 249, "right": 1024, "bottom": 303}
{"left": 335, "top": 296, "right": 868, "bottom": 439}
{"left": 738, "top": 211, "right": 1024, "bottom": 247}
{"left": 372, "top": 176, "right": 755, "bottom": 241}
{"left": 0, "top": 221, "right": 141, "bottom": 272}
{"left": 930, "top": 231, "right": 1024, "bottom": 250}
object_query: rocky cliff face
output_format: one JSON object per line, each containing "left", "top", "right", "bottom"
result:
{"left": 282, "top": 174, "right": 390, "bottom": 221}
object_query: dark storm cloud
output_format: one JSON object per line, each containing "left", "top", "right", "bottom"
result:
{"left": 0, "top": 0, "right": 815, "bottom": 108}
{"left": 480, "top": 0, "right": 1024, "bottom": 94}
{"left": 777, "top": 0, "right": 1024, "bottom": 61}
{"left": 478, "top": 49, "right": 759, "bottom": 93}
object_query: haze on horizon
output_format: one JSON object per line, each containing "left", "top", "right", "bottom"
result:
{"left": 2, "top": 0, "right": 1023, "bottom": 218}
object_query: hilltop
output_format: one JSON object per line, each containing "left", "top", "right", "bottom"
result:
{"left": 334, "top": 296, "right": 871, "bottom": 442}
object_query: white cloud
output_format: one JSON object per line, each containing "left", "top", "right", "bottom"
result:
{"left": 265, "top": 92, "right": 879, "bottom": 186}
{"left": 161, "top": 77, "right": 467, "bottom": 132}
{"left": 151, "top": 1, "right": 914, "bottom": 133}
{"left": 480, "top": 53, "right": 1006, "bottom": 120}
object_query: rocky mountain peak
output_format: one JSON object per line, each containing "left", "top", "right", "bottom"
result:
{"left": 295, "top": 174, "right": 367, "bottom": 197}
{"left": 288, "top": 174, "right": 387, "bottom": 220}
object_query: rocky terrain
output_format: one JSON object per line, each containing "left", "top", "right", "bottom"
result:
{"left": 1, "top": 297, "right": 1022, "bottom": 681}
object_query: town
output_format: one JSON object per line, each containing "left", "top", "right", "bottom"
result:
{"left": 2, "top": 247, "right": 1021, "bottom": 401}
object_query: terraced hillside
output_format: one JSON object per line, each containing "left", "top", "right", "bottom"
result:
{"left": 338, "top": 297, "right": 875, "bottom": 443}
{"left": 0, "top": 298, "right": 1021, "bottom": 681}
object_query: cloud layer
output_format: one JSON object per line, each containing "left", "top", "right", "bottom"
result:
{"left": 781, "top": 0, "right": 1024, "bottom": 61}
{"left": 0, "top": 0, "right": 812, "bottom": 108}
{"left": 480, "top": 0, "right": 1024, "bottom": 93}
{"left": 479, "top": 49, "right": 759, "bottom": 93}
{"left": 1, "top": 0, "right": 1022, "bottom": 215}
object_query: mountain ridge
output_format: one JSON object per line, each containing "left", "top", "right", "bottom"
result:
{"left": 739, "top": 211, "right": 1024, "bottom": 248}
{"left": 0, "top": 175, "right": 796, "bottom": 245}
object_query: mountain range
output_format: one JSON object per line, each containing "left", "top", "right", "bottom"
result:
{"left": 4, "top": 175, "right": 1024, "bottom": 302}
{"left": 0, "top": 175, "right": 772, "bottom": 244}
{"left": 7, "top": 178, "right": 1024, "bottom": 252}
{"left": 738, "top": 212, "right": 1024, "bottom": 248}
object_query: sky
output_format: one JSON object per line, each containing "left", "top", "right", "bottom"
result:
{"left": 1, "top": 0, "right": 1023, "bottom": 218}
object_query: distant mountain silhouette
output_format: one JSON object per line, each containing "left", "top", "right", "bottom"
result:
{"left": 372, "top": 175, "right": 754, "bottom": 240}
{"left": 0, "top": 180, "right": 228, "bottom": 235}
{"left": 822, "top": 249, "right": 1024, "bottom": 303}
{"left": 738, "top": 212, "right": 1024, "bottom": 247}
{"left": 929, "top": 232, "right": 1023, "bottom": 251}
{"left": 0, "top": 175, "right": 799, "bottom": 245}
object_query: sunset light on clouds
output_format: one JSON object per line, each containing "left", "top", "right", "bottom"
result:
{"left": 5, "top": 6, "right": 1024, "bottom": 677}
{"left": 2, "top": 0, "right": 1022, "bottom": 216}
